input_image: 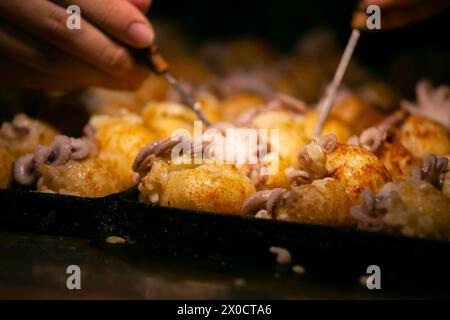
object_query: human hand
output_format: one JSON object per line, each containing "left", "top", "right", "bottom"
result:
{"left": 0, "top": 0, "right": 154, "bottom": 90}
{"left": 362, "top": 0, "right": 450, "bottom": 29}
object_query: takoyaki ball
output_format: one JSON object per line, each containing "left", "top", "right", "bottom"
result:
{"left": 91, "top": 114, "right": 156, "bottom": 188}
{"left": 357, "top": 81, "right": 400, "bottom": 113}
{"left": 399, "top": 115, "right": 450, "bottom": 159}
{"left": 326, "top": 144, "right": 391, "bottom": 205}
{"left": 219, "top": 93, "right": 265, "bottom": 122}
{"left": 82, "top": 88, "right": 137, "bottom": 116}
{"left": 0, "top": 145, "right": 13, "bottom": 188}
{"left": 250, "top": 106, "right": 305, "bottom": 129}
{"left": 0, "top": 114, "right": 59, "bottom": 159}
{"left": 139, "top": 159, "right": 255, "bottom": 215}
{"left": 330, "top": 96, "right": 385, "bottom": 135}
{"left": 275, "top": 178, "right": 353, "bottom": 227}
{"left": 195, "top": 92, "right": 222, "bottom": 123}
{"left": 301, "top": 111, "right": 353, "bottom": 143}
{"left": 142, "top": 100, "right": 220, "bottom": 139}
{"left": 134, "top": 74, "right": 171, "bottom": 105}
{"left": 239, "top": 155, "right": 290, "bottom": 191}
{"left": 355, "top": 179, "right": 450, "bottom": 241}
{"left": 243, "top": 106, "right": 310, "bottom": 168}
{"left": 170, "top": 57, "right": 210, "bottom": 84}
{"left": 276, "top": 59, "right": 327, "bottom": 103}
{"left": 374, "top": 133, "right": 420, "bottom": 180}
{"left": 274, "top": 123, "right": 311, "bottom": 168}
{"left": 37, "top": 158, "right": 123, "bottom": 198}
{"left": 142, "top": 102, "right": 197, "bottom": 139}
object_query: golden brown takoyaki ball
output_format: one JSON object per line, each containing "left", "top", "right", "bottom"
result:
{"left": 0, "top": 114, "right": 59, "bottom": 159}
{"left": 275, "top": 123, "right": 311, "bottom": 167}
{"left": 326, "top": 144, "right": 391, "bottom": 205}
{"left": 37, "top": 158, "right": 123, "bottom": 198}
{"left": 139, "top": 159, "right": 256, "bottom": 214}
{"left": 378, "top": 179, "right": 450, "bottom": 241}
{"left": 357, "top": 81, "right": 400, "bottom": 113}
{"left": 330, "top": 96, "right": 385, "bottom": 135}
{"left": 91, "top": 114, "right": 156, "bottom": 189}
{"left": 219, "top": 93, "right": 265, "bottom": 122}
{"left": 195, "top": 92, "right": 222, "bottom": 123}
{"left": 374, "top": 134, "right": 420, "bottom": 180}
{"left": 251, "top": 109, "right": 304, "bottom": 130}
{"left": 82, "top": 88, "right": 137, "bottom": 116}
{"left": 142, "top": 102, "right": 197, "bottom": 139}
{"left": 277, "top": 59, "right": 330, "bottom": 103}
{"left": 0, "top": 145, "right": 13, "bottom": 188}
{"left": 274, "top": 178, "right": 353, "bottom": 227}
{"left": 399, "top": 115, "right": 450, "bottom": 159}
{"left": 249, "top": 109, "right": 310, "bottom": 167}
{"left": 141, "top": 100, "right": 220, "bottom": 139}
{"left": 301, "top": 111, "right": 353, "bottom": 143}
{"left": 134, "top": 74, "right": 171, "bottom": 105}
{"left": 170, "top": 57, "right": 210, "bottom": 84}
{"left": 239, "top": 155, "right": 290, "bottom": 191}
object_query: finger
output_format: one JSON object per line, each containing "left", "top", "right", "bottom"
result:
{"left": 381, "top": 0, "right": 450, "bottom": 28}
{"left": 53, "top": 0, "right": 154, "bottom": 48}
{"left": 128, "top": 0, "right": 153, "bottom": 13}
{"left": 0, "top": 54, "right": 82, "bottom": 90}
{"left": 0, "top": 53, "right": 143, "bottom": 91}
{"left": 0, "top": 20, "right": 139, "bottom": 89}
{"left": 0, "top": 22, "right": 146, "bottom": 90}
{"left": 0, "top": 0, "right": 148, "bottom": 82}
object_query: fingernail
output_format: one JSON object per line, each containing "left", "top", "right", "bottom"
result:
{"left": 128, "top": 22, "right": 154, "bottom": 47}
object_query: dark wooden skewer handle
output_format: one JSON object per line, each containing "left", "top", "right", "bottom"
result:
{"left": 351, "top": 1, "right": 368, "bottom": 30}
{"left": 147, "top": 45, "right": 170, "bottom": 75}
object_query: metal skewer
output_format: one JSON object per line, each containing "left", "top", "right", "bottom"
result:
{"left": 145, "top": 45, "right": 211, "bottom": 126}
{"left": 313, "top": 28, "right": 360, "bottom": 137}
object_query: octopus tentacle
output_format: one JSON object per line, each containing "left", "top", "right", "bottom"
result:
{"left": 133, "top": 137, "right": 185, "bottom": 177}
{"left": 82, "top": 124, "right": 95, "bottom": 139}
{"left": 154, "top": 137, "right": 182, "bottom": 157}
{"left": 286, "top": 168, "right": 311, "bottom": 187}
{"left": 347, "top": 135, "right": 360, "bottom": 146}
{"left": 421, "top": 154, "right": 449, "bottom": 189}
{"left": 236, "top": 93, "right": 306, "bottom": 126}
{"left": 350, "top": 188, "right": 387, "bottom": 231}
{"left": 359, "top": 127, "right": 382, "bottom": 152}
{"left": 274, "top": 93, "right": 307, "bottom": 113}
{"left": 13, "top": 154, "right": 37, "bottom": 186}
{"left": 348, "top": 110, "right": 407, "bottom": 151}
{"left": 266, "top": 188, "right": 288, "bottom": 214}
{"left": 132, "top": 139, "right": 165, "bottom": 172}
{"left": 69, "top": 138, "right": 92, "bottom": 160}
{"left": 0, "top": 122, "right": 30, "bottom": 139}
{"left": 241, "top": 190, "right": 272, "bottom": 215}
{"left": 34, "top": 135, "right": 71, "bottom": 167}
{"left": 241, "top": 188, "right": 289, "bottom": 216}
{"left": 401, "top": 80, "right": 450, "bottom": 129}
{"left": 317, "top": 134, "right": 337, "bottom": 153}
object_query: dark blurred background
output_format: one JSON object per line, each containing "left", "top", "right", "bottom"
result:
{"left": 1, "top": 0, "right": 449, "bottom": 128}
{"left": 151, "top": 0, "right": 450, "bottom": 91}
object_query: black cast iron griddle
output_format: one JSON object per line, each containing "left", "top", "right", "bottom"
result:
{"left": 1, "top": 188, "right": 450, "bottom": 283}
